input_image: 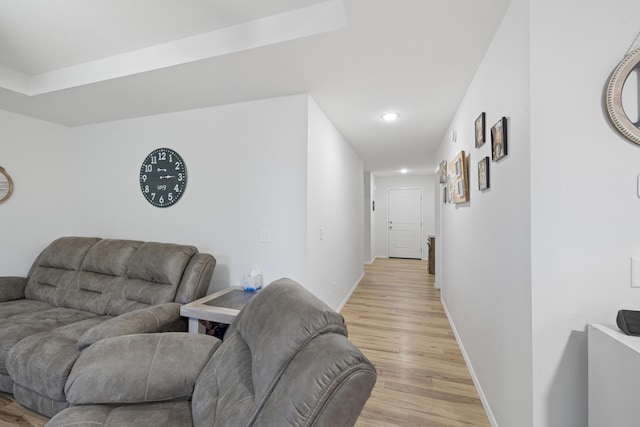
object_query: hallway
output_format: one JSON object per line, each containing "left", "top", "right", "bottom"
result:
{"left": 342, "top": 258, "right": 490, "bottom": 426}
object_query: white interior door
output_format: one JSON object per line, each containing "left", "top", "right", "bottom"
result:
{"left": 388, "top": 188, "right": 422, "bottom": 259}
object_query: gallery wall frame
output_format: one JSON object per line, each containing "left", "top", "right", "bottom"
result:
{"left": 478, "top": 157, "right": 490, "bottom": 191}
{"left": 491, "top": 117, "right": 508, "bottom": 161}
{"left": 475, "top": 112, "right": 486, "bottom": 148}
{"left": 448, "top": 151, "right": 469, "bottom": 204}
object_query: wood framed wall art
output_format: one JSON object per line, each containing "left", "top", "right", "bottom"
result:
{"left": 448, "top": 151, "right": 469, "bottom": 204}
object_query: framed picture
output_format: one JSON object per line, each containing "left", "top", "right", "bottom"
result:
{"left": 491, "top": 117, "right": 508, "bottom": 161}
{"left": 438, "top": 160, "right": 448, "bottom": 183}
{"left": 448, "top": 151, "right": 469, "bottom": 204}
{"left": 478, "top": 157, "right": 490, "bottom": 191}
{"left": 475, "top": 112, "right": 486, "bottom": 148}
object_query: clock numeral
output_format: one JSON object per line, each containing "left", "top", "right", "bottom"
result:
{"left": 141, "top": 175, "right": 147, "bottom": 183}
{"left": 175, "top": 161, "right": 182, "bottom": 170}
{"left": 144, "top": 164, "right": 152, "bottom": 173}
{"left": 151, "top": 193, "right": 156, "bottom": 201}
{"left": 159, "top": 196, "right": 165, "bottom": 204}
{"left": 178, "top": 173, "right": 183, "bottom": 182}
{"left": 169, "top": 153, "right": 173, "bottom": 162}
{"left": 158, "top": 151, "right": 166, "bottom": 161}
{"left": 168, "top": 193, "right": 174, "bottom": 202}
{"left": 151, "top": 156, "right": 157, "bottom": 165}
{"left": 174, "top": 184, "right": 180, "bottom": 192}
{"left": 144, "top": 185, "right": 149, "bottom": 194}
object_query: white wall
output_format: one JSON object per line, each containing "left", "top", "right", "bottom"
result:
{"left": 307, "top": 97, "right": 364, "bottom": 309}
{"left": 529, "top": 1, "right": 640, "bottom": 426}
{"left": 372, "top": 174, "right": 435, "bottom": 260}
{"left": 435, "top": 0, "right": 531, "bottom": 426}
{"left": 0, "top": 110, "right": 74, "bottom": 275}
{"left": 70, "top": 95, "right": 309, "bottom": 293}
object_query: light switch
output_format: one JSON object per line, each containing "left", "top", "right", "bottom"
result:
{"left": 632, "top": 257, "right": 640, "bottom": 287}
{"left": 259, "top": 229, "right": 271, "bottom": 243}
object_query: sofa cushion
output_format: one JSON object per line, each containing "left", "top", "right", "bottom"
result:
{"left": 47, "top": 402, "right": 193, "bottom": 427}
{"left": 24, "top": 237, "right": 100, "bottom": 306}
{"left": 0, "top": 299, "right": 53, "bottom": 320}
{"left": 66, "top": 333, "right": 220, "bottom": 405}
{"left": 8, "top": 307, "right": 99, "bottom": 330}
{"left": 13, "top": 383, "right": 69, "bottom": 418}
{"left": 0, "top": 321, "right": 46, "bottom": 376}
{"left": 7, "top": 332, "right": 80, "bottom": 401}
{"left": 82, "top": 239, "right": 142, "bottom": 277}
{"left": 107, "top": 242, "right": 198, "bottom": 316}
{"left": 127, "top": 242, "right": 196, "bottom": 287}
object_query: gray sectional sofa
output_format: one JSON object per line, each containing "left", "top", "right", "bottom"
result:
{"left": 0, "top": 236, "right": 216, "bottom": 417}
{"left": 46, "top": 279, "right": 377, "bottom": 427}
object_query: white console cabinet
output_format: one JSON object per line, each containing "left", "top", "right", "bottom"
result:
{"left": 588, "top": 323, "right": 640, "bottom": 426}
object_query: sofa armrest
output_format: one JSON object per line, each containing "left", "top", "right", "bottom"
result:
{"left": 77, "top": 303, "right": 183, "bottom": 350}
{"left": 66, "top": 333, "right": 220, "bottom": 405}
{"left": 0, "top": 277, "right": 26, "bottom": 302}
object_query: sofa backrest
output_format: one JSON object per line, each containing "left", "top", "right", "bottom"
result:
{"left": 191, "top": 279, "right": 376, "bottom": 427}
{"left": 25, "top": 237, "right": 215, "bottom": 316}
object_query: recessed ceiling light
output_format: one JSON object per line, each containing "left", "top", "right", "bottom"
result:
{"left": 400, "top": 168, "right": 408, "bottom": 174}
{"left": 381, "top": 112, "right": 399, "bottom": 122}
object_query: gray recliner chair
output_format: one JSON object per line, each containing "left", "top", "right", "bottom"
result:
{"left": 46, "top": 279, "right": 377, "bottom": 427}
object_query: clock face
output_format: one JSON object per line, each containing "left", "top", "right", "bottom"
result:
{"left": 139, "top": 148, "right": 187, "bottom": 207}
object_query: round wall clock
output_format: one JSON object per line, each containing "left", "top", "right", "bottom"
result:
{"left": 139, "top": 148, "right": 187, "bottom": 207}
{"left": 0, "top": 166, "right": 14, "bottom": 203}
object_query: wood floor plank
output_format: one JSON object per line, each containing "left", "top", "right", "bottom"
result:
{"left": 1, "top": 258, "right": 489, "bottom": 427}
{"left": 342, "top": 258, "right": 490, "bottom": 427}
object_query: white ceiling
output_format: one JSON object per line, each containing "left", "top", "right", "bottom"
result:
{"left": 0, "top": 0, "right": 511, "bottom": 175}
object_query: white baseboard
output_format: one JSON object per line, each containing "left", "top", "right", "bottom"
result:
{"left": 337, "top": 271, "right": 364, "bottom": 312}
{"left": 441, "top": 298, "right": 498, "bottom": 427}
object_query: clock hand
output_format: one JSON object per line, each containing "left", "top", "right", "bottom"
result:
{"left": 157, "top": 168, "right": 167, "bottom": 172}
{"left": 159, "top": 175, "right": 176, "bottom": 179}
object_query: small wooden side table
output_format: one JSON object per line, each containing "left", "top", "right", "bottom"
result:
{"left": 180, "top": 287, "right": 257, "bottom": 334}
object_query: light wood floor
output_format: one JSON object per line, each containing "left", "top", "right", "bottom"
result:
{"left": 342, "top": 258, "right": 490, "bottom": 426}
{"left": 1, "top": 258, "right": 489, "bottom": 427}
{"left": 0, "top": 394, "right": 47, "bottom": 427}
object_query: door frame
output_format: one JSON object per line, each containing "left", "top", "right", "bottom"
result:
{"left": 387, "top": 187, "right": 424, "bottom": 259}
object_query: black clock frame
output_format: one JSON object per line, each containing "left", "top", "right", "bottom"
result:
{"left": 139, "top": 148, "right": 187, "bottom": 208}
